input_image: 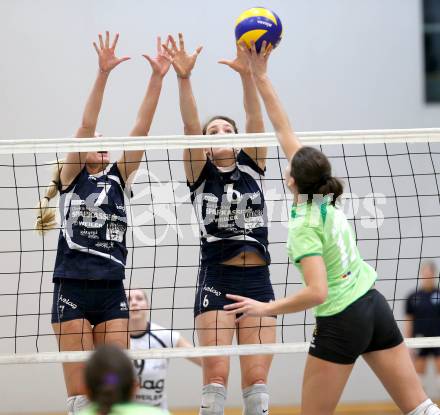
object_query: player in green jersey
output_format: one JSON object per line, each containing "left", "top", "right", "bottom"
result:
{"left": 224, "top": 41, "right": 440, "bottom": 415}
{"left": 78, "top": 345, "right": 167, "bottom": 415}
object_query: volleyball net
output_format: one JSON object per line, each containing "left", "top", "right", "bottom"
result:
{"left": 0, "top": 128, "right": 440, "bottom": 364}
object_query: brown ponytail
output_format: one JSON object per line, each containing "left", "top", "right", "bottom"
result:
{"left": 290, "top": 146, "right": 343, "bottom": 205}
{"left": 35, "top": 161, "right": 63, "bottom": 234}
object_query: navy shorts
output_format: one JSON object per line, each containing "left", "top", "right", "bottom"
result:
{"left": 309, "top": 289, "right": 403, "bottom": 364}
{"left": 51, "top": 278, "right": 129, "bottom": 325}
{"left": 194, "top": 264, "right": 275, "bottom": 317}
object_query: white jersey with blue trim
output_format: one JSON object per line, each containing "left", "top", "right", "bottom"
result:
{"left": 131, "top": 322, "right": 181, "bottom": 410}
{"left": 188, "top": 150, "right": 270, "bottom": 265}
{"left": 53, "top": 162, "right": 131, "bottom": 281}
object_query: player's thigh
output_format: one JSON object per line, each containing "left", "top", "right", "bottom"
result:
{"left": 363, "top": 343, "right": 427, "bottom": 413}
{"left": 52, "top": 319, "right": 94, "bottom": 397}
{"left": 93, "top": 318, "right": 129, "bottom": 348}
{"left": 196, "top": 310, "right": 236, "bottom": 385}
{"left": 52, "top": 318, "right": 94, "bottom": 351}
{"left": 238, "top": 315, "right": 276, "bottom": 388}
{"left": 196, "top": 310, "right": 236, "bottom": 346}
{"left": 302, "top": 354, "right": 353, "bottom": 415}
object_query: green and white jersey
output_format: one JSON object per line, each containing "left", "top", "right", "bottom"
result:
{"left": 78, "top": 402, "right": 167, "bottom": 415}
{"left": 287, "top": 199, "right": 377, "bottom": 317}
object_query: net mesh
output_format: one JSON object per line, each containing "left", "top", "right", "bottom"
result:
{"left": 1, "top": 129, "right": 440, "bottom": 364}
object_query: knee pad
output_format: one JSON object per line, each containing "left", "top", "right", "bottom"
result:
{"left": 67, "top": 395, "right": 90, "bottom": 415}
{"left": 199, "top": 383, "right": 227, "bottom": 415}
{"left": 242, "top": 384, "right": 269, "bottom": 415}
{"left": 406, "top": 399, "right": 440, "bottom": 415}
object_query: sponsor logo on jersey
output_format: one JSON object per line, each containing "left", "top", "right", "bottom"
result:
{"left": 95, "top": 241, "right": 115, "bottom": 250}
{"left": 116, "top": 204, "right": 126, "bottom": 212}
{"left": 138, "top": 378, "right": 165, "bottom": 393}
{"left": 80, "top": 229, "right": 99, "bottom": 239}
{"left": 120, "top": 301, "right": 128, "bottom": 311}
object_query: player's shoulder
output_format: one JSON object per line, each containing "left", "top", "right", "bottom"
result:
{"left": 290, "top": 201, "right": 326, "bottom": 231}
{"left": 150, "top": 322, "right": 180, "bottom": 347}
{"left": 407, "top": 290, "right": 417, "bottom": 299}
{"left": 149, "top": 322, "right": 165, "bottom": 332}
{"left": 407, "top": 290, "right": 426, "bottom": 301}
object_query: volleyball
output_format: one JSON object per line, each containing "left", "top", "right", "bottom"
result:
{"left": 235, "top": 7, "right": 283, "bottom": 52}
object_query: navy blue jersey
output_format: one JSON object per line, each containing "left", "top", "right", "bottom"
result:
{"left": 53, "top": 163, "right": 130, "bottom": 281}
{"left": 188, "top": 150, "right": 270, "bottom": 265}
{"left": 406, "top": 289, "right": 440, "bottom": 337}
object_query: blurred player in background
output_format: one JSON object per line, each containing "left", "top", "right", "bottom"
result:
{"left": 406, "top": 261, "right": 440, "bottom": 396}
{"left": 128, "top": 289, "right": 201, "bottom": 412}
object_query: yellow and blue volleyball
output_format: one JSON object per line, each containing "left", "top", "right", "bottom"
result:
{"left": 235, "top": 7, "right": 283, "bottom": 52}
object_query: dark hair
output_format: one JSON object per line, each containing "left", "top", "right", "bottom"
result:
{"left": 85, "top": 345, "right": 134, "bottom": 415}
{"left": 290, "top": 146, "right": 343, "bottom": 205}
{"left": 202, "top": 115, "right": 238, "bottom": 135}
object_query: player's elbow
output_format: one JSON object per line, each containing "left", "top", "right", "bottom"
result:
{"left": 311, "top": 286, "right": 328, "bottom": 305}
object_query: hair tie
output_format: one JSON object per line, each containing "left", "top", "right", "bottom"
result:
{"left": 43, "top": 196, "right": 50, "bottom": 201}
{"left": 104, "top": 373, "right": 119, "bottom": 386}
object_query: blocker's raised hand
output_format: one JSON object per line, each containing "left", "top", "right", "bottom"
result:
{"left": 163, "top": 33, "right": 202, "bottom": 79}
{"left": 93, "top": 31, "right": 130, "bottom": 73}
{"left": 218, "top": 43, "right": 251, "bottom": 76}
{"left": 142, "top": 36, "right": 173, "bottom": 78}
{"left": 239, "top": 40, "right": 273, "bottom": 79}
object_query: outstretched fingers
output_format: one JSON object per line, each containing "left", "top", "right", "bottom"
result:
{"left": 265, "top": 43, "right": 273, "bottom": 57}
{"left": 168, "top": 34, "right": 178, "bottom": 53}
{"left": 142, "top": 54, "right": 153, "bottom": 64}
{"left": 111, "top": 32, "right": 120, "bottom": 50}
{"left": 162, "top": 42, "right": 174, "bottom": 58}
{"left": 193, "top": 45, "right": 203, "bottom": 58}
{"left": 117, "top": 56, "right": 131, "bottom": 64}
{"left": 218, "top": 59, "right": 232, "bottom": 67}
{"left": 98, "top": 33, "right": 104, "bottom": 50}
{"left": 250, "top": 39, "right": 257, "bottom": 56}
{"left": 178, "top": 32, "right": 185, "bottom": 51}
{"left": 156, "top": 36, "right": 162, "bottom": 55}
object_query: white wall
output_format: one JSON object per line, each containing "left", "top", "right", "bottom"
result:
{"left": 1, "top": 0, "right": 440, "bottom": 413}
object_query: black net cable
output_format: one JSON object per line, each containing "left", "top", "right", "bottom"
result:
{"left": 0, "top": 134, "right": 440, "bottom": 362}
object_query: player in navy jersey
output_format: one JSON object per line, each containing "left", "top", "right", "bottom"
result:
{"left": 405, "top": 261, "right": 440, "bottom": 395}
{"left": 163, "top": 33, "right": 300, "bottom": 415}
{"left": 35, "top": 32, "right": 172, "bottom": 415}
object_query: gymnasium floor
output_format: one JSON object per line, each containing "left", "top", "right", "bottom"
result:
{"left": 18, "top": 403, "right": 403, "bottom": 415}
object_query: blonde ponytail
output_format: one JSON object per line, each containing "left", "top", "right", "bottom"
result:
{"left": 35, "top": 161, "right": 63, "bottom": 234}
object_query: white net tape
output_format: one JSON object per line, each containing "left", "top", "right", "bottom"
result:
{"left": 1, "top": 128, "right": 440, "bottom": 154}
